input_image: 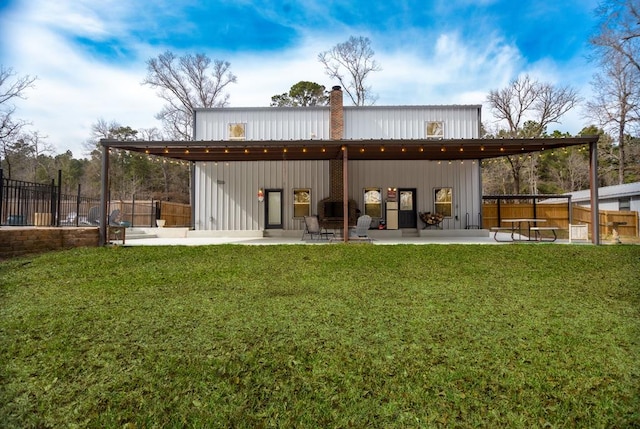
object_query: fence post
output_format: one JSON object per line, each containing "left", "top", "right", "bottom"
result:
{"left": 50, "top": 178, "right": 56, "bottom": 226}
{"left": 131, "top": 194, "right": 136, "bottom": 227}
{"left": 150, "top": 198, "right": 154, "bottom": 227}
{"left": 55, "top": 169, "right": 62, "bottom": 226}
{"left": 76, "top": 184, "right": 81, "bottom": 227}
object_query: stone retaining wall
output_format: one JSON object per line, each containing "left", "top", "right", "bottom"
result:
{"left": 0, "top": 227, "right": 99, "bottom": 259}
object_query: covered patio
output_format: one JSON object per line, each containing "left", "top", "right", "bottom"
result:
{"left": 99, "top": 135, "right": 602, "bottom": 244}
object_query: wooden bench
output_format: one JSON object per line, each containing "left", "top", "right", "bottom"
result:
{"left": 530, "top": 226, "right": 558, "bottom": 242}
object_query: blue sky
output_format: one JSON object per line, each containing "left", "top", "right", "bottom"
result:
{"left": 0, "top": 0, "right": 600, "bottom": 157}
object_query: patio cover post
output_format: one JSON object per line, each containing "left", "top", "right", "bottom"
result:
{"left": 99, "top": 143, "right": 109, "bottom": 246}
{"left": 342, "top": 145, "right": 349, "bottom": 242}
{"left": 590, "top": 139, "right": 600, "bottom": 245}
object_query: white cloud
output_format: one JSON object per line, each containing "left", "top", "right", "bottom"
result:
{"left": 1, "top": 0, "right": 598, "bottom": 159}
{"left": 3, "top": 12, "right": 163, "bottom": 157}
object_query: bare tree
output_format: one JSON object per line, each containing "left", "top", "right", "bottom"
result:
{"left": 486, "top": 75, "right": 580, "bottom": 193}
{"left": 142, "top": 51, "right": 237, "bottom": 140}
{"left": 550, "top": 149, "right": 590, "bottom": 192}
{"left": 0, "top": 66, "right": 36, "bottom": 138}
{"left": 318, "top": 36, "right": 381, "bottom": 106}
{"left": 487, "top": 75, "right": 580, "bottom": 137}
{"left": 591, "top": 0, "right": 640, "bottom": 73}
{"left": 589, "top": 1, "right": 640, "bottom": 185}
{"left": 584, "top": 51, "right": 640, "bottom": 184}
{"left": 0, "top": 66, "right": 37, "bottom": 178}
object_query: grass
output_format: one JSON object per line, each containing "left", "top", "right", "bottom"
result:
{"left": 1, "top": 244, "right": 639, "bottom": 428}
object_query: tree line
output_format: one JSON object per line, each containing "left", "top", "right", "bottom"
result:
{"left": 1, "top": 2, "right": 639, "bottom": 202}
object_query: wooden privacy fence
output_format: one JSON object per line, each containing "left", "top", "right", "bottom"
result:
{"left": 482, "top": 202, "right": 638, "bottom": 237}
{"left": 159, "top": 201, "right": 191, "bottom": 227}
{"left": 482, "top": 202, "right": 570, "bottom": 229}
{"left": 109, "top": 200, "right": 191, "bottom": 227}
{"left": 572, "top": 205, "right": 638, "bottom": 238}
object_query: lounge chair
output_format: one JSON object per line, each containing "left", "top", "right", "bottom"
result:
{"left": 302, "top": 215, "right": 334, "bottom": 240}
{"left": 350, "top": 215, "right": 373, "bottom": 242}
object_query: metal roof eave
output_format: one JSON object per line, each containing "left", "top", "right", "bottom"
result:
{"left": 100, "top": 135, "right": 599, "bottom": 162}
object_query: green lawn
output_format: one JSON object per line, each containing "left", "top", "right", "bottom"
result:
{"left": 1, "top": 244, "right": 639, "bottom": 428}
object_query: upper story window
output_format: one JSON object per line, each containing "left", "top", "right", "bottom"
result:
{"left": 228, "top": 123, "right": 246, "bottom": 140}
{"left": 426, "top": 121, "right": 444, "bottom": 138}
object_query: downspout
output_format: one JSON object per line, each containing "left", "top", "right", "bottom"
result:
{"left": 477, "top": 106, "right": 483, "bottom": 229}
{"left": 99, "top": 141, "right": 110, "bottom": 246}
{"left": 191, "top": 109, "right": 197, "bottom": 230}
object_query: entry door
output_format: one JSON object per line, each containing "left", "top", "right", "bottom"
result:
{"left": 265, "top": 189, "right": 283, "bottom": 229}
{"left": 398, "top": 188, "right": 417, "bottom": 228}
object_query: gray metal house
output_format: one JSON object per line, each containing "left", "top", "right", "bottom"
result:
{"left": 192, "top": 87, "right": 482, "bottom": 233}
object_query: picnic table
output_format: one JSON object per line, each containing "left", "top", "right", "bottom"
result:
{"left": 491, "top": 218, "right": 558, "bottom": 242}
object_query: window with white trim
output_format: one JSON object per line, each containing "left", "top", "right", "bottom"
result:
{"left": 293, "top": 189, "right": 311, "bottom": 218}
{"left": 228, "top": 123, "right": 246, "bottom": 140}
{"left": 426, "top": 121, "right": 444, "bottom": 138}
{"left": 619, "top": 197, "right": 630, "bottom": 211}
{"left": 363, "top": 188, "right": 382, "bottom": 218}
{"left": 434, "top": 187, "right": 452, "bottom": 217}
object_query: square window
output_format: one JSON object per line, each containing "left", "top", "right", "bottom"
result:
{"left": 228, "top": 123, "right": 246, "bottom": 140}
{"left": 619, "top": 197, "right": 630, "bottom": 211}
{"left": 426, "top": 121, "right": 444, "bottom": 138}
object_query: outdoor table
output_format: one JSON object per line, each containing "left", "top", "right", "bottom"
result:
{"left": 501, "top": 218, "right": 547, "bottom": 242}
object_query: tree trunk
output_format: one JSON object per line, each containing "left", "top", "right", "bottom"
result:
{"left": 618, "top": 124, "right": 625, "bottom": 184}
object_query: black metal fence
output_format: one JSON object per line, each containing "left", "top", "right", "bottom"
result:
{"left": 1, "top": 169, "right": 161, "bottom": 227}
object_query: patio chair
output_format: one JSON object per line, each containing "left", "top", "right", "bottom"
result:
{"left": 350, "top": 214, "right": 373, "bottom": 242}
{"left": 61, "top": 212, "right": 77, "bottom": 226}
{"left": 302, "top": 215, "right": 334, "bottom": 240}
{"left": 87, "top": 206, "right": 100, "bottom": 225}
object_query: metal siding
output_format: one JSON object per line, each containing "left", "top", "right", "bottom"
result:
{"left": 195, "top": 109, "right": 330, "bottom": 141}
{"left": 348, "top": 160, "right": 480, "bottom": 229}
{"left": 194, "top": 160, "right": 330, "bottom": 230}
{"left": 344, "top": 106, "right": 480, "bottom": 139}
